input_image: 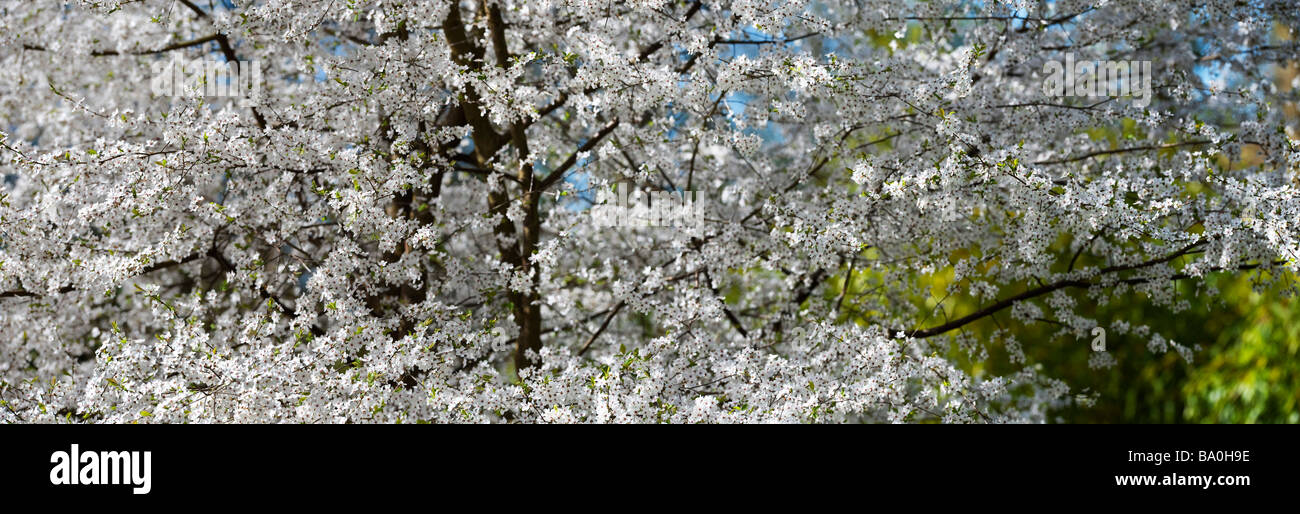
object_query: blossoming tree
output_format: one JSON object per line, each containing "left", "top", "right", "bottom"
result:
{"left": 1, "top": 0, "right": 1296, "bottom": 423}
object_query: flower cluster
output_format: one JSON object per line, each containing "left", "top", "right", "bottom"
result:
{"left": 0, "top": 0, "right": 1296, "bottom": 423}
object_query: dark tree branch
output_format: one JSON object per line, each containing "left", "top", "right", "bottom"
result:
{"left": 537, "top": 119, "right": 620, "bottom": 192}
{"left": 577, "top": 301, "right": 625, "bottom": 356}
{"left": 905, "top": 242, "right": 1278, "bottom": 339}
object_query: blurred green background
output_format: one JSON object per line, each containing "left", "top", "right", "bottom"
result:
{"left": 826, "top": 251, "right": 1300, "bottom": 423}
{"left": 993, "top": 273, "right": 1299, "bottom": 423}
